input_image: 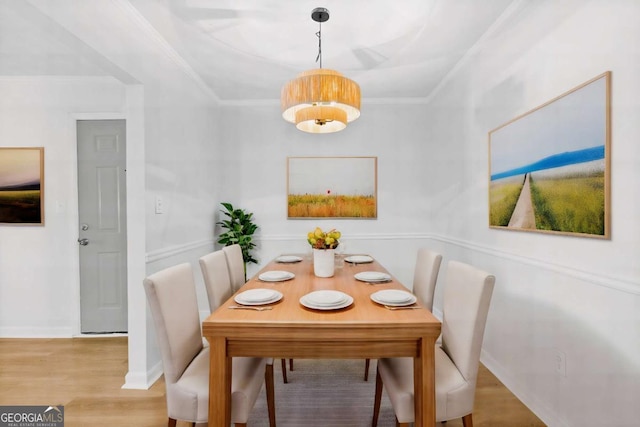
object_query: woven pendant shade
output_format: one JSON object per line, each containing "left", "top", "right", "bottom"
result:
{"left": 281, "top": 68, "right": 360, "bottom": 134}
{"left": 295, "top": 105, "right": 347, "bottom": 133}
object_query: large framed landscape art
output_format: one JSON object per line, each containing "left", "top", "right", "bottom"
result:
{"left": 287, "top": 156, "right": 377, "bottom": 219}
{"left": 488, "top": 71, "right": 611, "bottom": 238}
{"left": 0, "top": 147, "right": 45, "bottom": 225}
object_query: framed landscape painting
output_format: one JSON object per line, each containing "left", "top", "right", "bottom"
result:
{"left": 0, "top": 147, "right": 45, "bottom": 225}
{"left": 287, "top": 156, "right": 377, "bottom": 219}
{"left": 488, "top": 71, "right": 611, "bottom": 238}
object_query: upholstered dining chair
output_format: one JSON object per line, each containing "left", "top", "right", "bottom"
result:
{"left": 371, "top": 260, "right": 495, "bottom": 427}
{"left": 363, "top": 248, "right": 443, "bottom": 381}
{"left": 219, "top": 245, "right": 293, "bottom": 383}
{"left": 222, "top": 244, "right": 246, "bottom": 292}
{"left": 200, "top": 250, "right": 287, "bottom": 391}
{"left": 144, "top": 262, "right": 275, "bottom": 427}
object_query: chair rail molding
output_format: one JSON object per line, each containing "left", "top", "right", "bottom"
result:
{"left": 256, "top": 232, "right": 639, "bottom": 296}
{"left": 146, "top": 239, "right": 213, "bottom": 264}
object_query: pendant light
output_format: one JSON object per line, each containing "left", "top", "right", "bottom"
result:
{"left": 281, "top": 7, "right": 361, "bottom": 134}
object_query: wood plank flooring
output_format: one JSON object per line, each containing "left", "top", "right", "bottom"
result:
{"left": 0, "top": 337, "right": 545, "bottom": 426}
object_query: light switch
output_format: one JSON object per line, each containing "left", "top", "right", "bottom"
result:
{"left": 155, "top": 196, "right": 164, "bottom": 214}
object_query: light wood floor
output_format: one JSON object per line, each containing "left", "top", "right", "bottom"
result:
{"left": 0, "top": 337, "right": 545, "bottom": 427}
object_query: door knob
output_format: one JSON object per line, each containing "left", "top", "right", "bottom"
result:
{"left": 78, "top": 238, "right": 89, "bottom": 246}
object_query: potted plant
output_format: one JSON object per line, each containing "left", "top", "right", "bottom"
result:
{"left": 307, "top": 227, "right": 341, "bottom": 277}
{"left": 216, "top": 202, "right": 258, "bottom": 279}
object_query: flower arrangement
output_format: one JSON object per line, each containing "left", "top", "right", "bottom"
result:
{"left": 307, "top": 227, "right": 341, "bottom": 250}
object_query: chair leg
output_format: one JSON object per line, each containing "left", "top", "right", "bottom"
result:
{"left": 364, "top": 358, "right": 371, "bottom": 381}
{"left": 280, "top": 358, "right": 288, "bottom": 383}
{"left": 265, "top": 363, "right": 276, "bottom": 427}
{"left": 234, "top": 424, "right": 247, "bottom": 427}
{"left": 372, "top": 367, "right": 383, "bottom": 427}
{"left": 168, "top": 418, "right": 177, "bottom": 427}
{"left": 289, "top": 358, "right": 294, "bottom": 370}
{"left": 462, "top": 414, "right": 474, "bottom": 427}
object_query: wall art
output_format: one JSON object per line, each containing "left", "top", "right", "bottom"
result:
{"left": 287, "top": 156, "right": 377, "bottom": 219}
{"left": 488, "top": 71, "right": 610, "bottom": 238}
{"left": 0, "top": 147, "right": 45, "bottom": 225}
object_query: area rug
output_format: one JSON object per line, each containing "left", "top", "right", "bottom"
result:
{"left": 248, "top": 358, "right": 399, "bottom": 426}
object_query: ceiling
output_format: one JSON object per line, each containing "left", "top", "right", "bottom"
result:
{"left": 1, "top": 0, "right": 516, "bottom": 102}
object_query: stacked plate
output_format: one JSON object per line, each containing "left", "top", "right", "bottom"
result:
{"left": 234, "top": 288, "right": 283, "bottom": 306}
{"left": 275, "top": 255, "right": 303, "bottom": 263}
{"left": 370, "top": 289, "right": 417, "bottom": 307}
{"left": 258, "top": 270, "right": 295, "bottom": 282}
{"left": 344, "top": 255, "right": 374, "bottom": 264}
{"left": 354, "top": 271, "right": 392, "bottom": 283}
{"left": 300, "top": 290, "right": 353, "bottom": 311}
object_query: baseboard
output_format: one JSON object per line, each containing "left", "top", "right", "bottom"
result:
{"left": 480, "top": 349, "right": 568, "bottom": 427}
{"left": 122, "top": 360, "right": 163, "bottom": 390}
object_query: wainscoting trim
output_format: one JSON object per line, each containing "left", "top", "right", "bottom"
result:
{"left": 145, "top": 239, "right": 213, "bottom": 263}
{"left": 257, "top": 232, "right": 639, "bottom": 295}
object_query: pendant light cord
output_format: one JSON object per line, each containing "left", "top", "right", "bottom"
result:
{"left": 315, "top": 21, "right": 322, "bottom": 68}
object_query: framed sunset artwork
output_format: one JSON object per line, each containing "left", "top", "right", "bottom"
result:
{"left": 0, "top": 147, "right": 45, "bottom": 225}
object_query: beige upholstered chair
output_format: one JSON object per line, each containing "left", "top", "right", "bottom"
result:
{"left": 222, "top": 244, "right": 246, "bottom": 293}
{"left": 219, "top": 245, "right": 293, "bottom": 383}
{"left": 199, "top": 250, "right": 235, "bottom": 312}
{"left": 364, "top": 248, "right": 443, "bottom": 381}
{"left": 144, "top": 262, "right": 274, "bottom": 427}
{"left": 372, "top": 260, "right": 495, "bottom": 427}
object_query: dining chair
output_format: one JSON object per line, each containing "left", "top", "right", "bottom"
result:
{"left": 371, "top": 260, "right": 495, "bottom": 427}
{"left": 200, "top": 249, "right": 287, "bottom": 389}
{"left": 222, "top": 244, "right": 246, "bottom": 293}
{"left": 220, "top": 245, "right": 294, "bottom": 383}
{"left": 363, "top": 248, "right": 443, "bottom": 381}
{"left": 144, "top": 262, "right": 275, "bottom": 427}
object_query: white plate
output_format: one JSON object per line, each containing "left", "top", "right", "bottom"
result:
{"left": 354, "top": 271, "right": 392, "bottom": 282}
{"left": 302, "top": 290, "right": 348, "bottom": 306}
{"left": 300, "top": 292, "right": 354, "bottom": 311}
{"left": 276, "top": 255, "right": 303, "bottom": 263}
{"left": 345, "top": 255, "right": 374, "bottom": 264}
{"left": 370, "top": 289, "right": 417, "bottom": 307}
{"left": 235, "top": 289, "right": 283, "bottom": 306}
{"left": 235, "top": 288, "right": 277, "bottom": 303}
{"left": 258, "top": 270, "right": 295, "bottom": 282}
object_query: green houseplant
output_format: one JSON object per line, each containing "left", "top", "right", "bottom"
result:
{"left": 216, "top": 202, "right": 258, "bottom": 278}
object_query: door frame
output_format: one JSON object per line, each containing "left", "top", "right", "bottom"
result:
{"left": 69, "top": 85, "right": 149, "bottom": 388}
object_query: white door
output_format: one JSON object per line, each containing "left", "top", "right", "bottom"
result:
{"left": 77, "top": 120, "right": 128, "bottom": 333}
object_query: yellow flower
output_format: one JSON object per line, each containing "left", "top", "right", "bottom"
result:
{"left": 307, "top": 227, "right": 340, "bottom": 250}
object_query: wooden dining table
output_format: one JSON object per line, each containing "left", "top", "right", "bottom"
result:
{"left": 202, "top": 254, "right": 442, "bottom": 426}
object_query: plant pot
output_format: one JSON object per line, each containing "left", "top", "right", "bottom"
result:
{"left": 313, "top": 248, "right": 335, "bottom": 278}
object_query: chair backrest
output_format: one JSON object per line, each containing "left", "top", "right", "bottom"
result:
{"left": 222, "top": 244, "right": 245, "bottom": 292}
{"left": 412, "top": 248, "right": 443, "bottom": 311}
{"left": 199, "top": 250, "right": 233, "bottom": 312}
{"left": 143, "top": 263, "right": 203, "bottom": 385}
{"left": 441, "top": 260, "right": 495, "bottom": 382}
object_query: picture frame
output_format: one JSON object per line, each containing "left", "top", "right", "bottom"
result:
{"left": 488, "top": 71, "right": 611, "bottom": 238}
{"left": 0, "top": 147, "right": 45, "bottom": 225}
{"left": 287, "top": 156, "right": 377, "bottom": 219}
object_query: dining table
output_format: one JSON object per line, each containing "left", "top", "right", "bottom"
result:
{"left": 202, "top": 253, "right": 442, "bottom": 427}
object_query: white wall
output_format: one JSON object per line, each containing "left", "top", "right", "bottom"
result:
{"left": 1, "top": 1, "right": 224, "bottom": 389}
{"left": 424, "top": 1, "right": 640, "bottom": 426}
{"left": 220, "top": 1, "right": 640, "bottom": 426}
{"left": 0, "top": 77, "right": 126, "bottom": 336}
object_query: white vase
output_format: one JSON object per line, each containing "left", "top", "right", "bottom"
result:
{"left": 313, "top": 248, "right": 335, "bottom": 278}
